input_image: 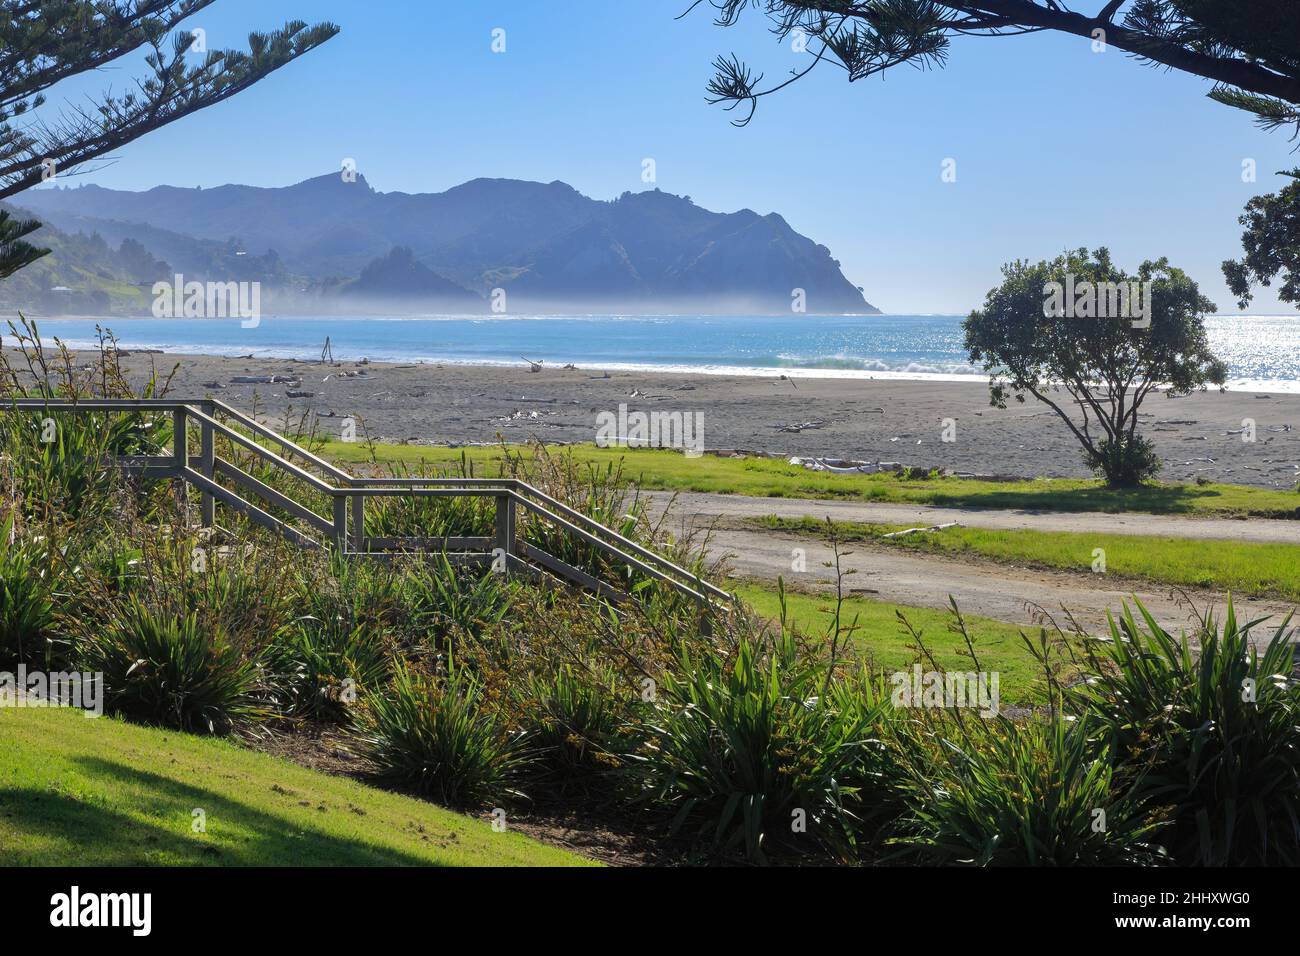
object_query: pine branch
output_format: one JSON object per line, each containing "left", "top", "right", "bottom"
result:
{"left": 0, "top": 207, "right": 49, "bottom": 280}
{"left": 694, "top": 1, "right": 1300, "bottom": 128}
{"left": 0, "top": 1, "right": 210, "bottom": 107}
{"left": 0, "top": 15, "right": 339, "bottom": 201}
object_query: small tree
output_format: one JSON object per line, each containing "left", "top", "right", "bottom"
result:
{"left": 1223, "top": 169, "right": 1300, "bottom": 310}
{"left": 964, "top": 248, "right": 1226, "bottom": 487}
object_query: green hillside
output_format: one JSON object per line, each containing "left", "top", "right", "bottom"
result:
{"left": 0, "top": 707, "right": 591, "bottom": 867}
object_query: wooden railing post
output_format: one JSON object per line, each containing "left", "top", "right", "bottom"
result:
{"left": 333, "top": 494, "right": 349, "bottom": 554}
{"left": 494, "top": 493, "right": 515, "bottom": 575}
{"left": 172, "top": 406, "right": 188, "bottom": 521}
{"left": 199, "top": 412, "right": 215, "bottom": 527}
{"left": 172, "top": 407, "right": 187, "bottom": 468}
{"left": 350, "top": 492, "right": 363, "bottom": 553}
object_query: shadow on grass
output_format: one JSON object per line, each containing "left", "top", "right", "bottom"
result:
{"left": 909, "top": 484, "right": 1291, "bottom": 516}
{"left": 1, "top": 755, "right": 443, "bottom": 867}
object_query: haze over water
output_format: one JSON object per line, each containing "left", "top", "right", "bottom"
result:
{"left": 28, "top": 313, "right": 1300, "bottom": 393}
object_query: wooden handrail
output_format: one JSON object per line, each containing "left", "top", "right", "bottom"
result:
{"left": 3, "top": 398, "right": 732, "bottom": 609}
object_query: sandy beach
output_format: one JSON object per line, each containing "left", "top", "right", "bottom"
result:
{"left": 31, "top": 349, "right": 1300, "bottom": 488}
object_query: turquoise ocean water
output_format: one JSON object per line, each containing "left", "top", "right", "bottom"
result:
{"left": 25, "top": 313, "right": 1300, "bottom": 392}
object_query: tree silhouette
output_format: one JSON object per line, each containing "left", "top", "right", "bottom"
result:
{"left": 690, "top": 1, "right": 1299, "bottom": 131}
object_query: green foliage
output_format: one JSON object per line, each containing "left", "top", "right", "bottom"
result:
{"left": 965, "top": 248, "right": 1225, "bottom": 488}
{"left": 506, "top": 446, "right": 649, "bottom": 581}
{"left": 698, "top": 1, "right": 1299, "bottom": 132}
{"left": 0, "top": 319, "right": 173, "bottom": 525}
{"left": 519, "top": 662, "right": 624, "bottom": 781}
{"left": 399, "top": 553, "right": 513, "bottom": 648}
{"left": 0, "top": 208, "right": 49, "bottom": 280}
{"left": 357, "top": 662, "right": 530, "bottom": 809}
{"left": 364, "top": 456, "right": 494, "bottom": 540}
{"left": 64, "top": 525, "right": 297, "bottom": 734}
{"left": 273, "top": 614, "right": 391, "bottom": 725}
{"left": 1223, "top": 169, "right": 1300, "bottom": 309}
{"left": 268, "top": 557, "right": 401, "bottom": 721}
{"left": 293, "top": 554, "right": 404, "bottom": 634}
{"left": 1084, "top": 434, "right": 1161, "bottom": 489}
{"left": 7, "top": 324, "right": 1297, "bottom": 866}
{"left": 84, "top": 530, "right": 296, "bottom": 649}
{"left": 1070, "top": 600, "right": 1300, "bottom": 865}
{"left": 626, "top": 631, "right": 892, "bottom": 863}
{"left": 0, "top": 406, "right": 165, "bottom": 524}
{"left": 0, "top": 209, "right": 174, "bottom": 314}
{"left": 0, "top": 521, "right": 59, "bottom": 666}
{"left": 81, "top": 595, "right": 263, "bottom": 734}
{"left": 892, "top": 717, "right": 1165, "bottom": 866}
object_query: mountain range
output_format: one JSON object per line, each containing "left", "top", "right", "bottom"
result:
{"left": 13, "top": 173, "right": 879, "bottom": 315}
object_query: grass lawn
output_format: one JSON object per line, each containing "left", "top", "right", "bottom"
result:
{"left": 734, "top": 583, "right": 1048, "bottom": 705}
{"left": 0, "top": 706, "right": 592, "bottom": 867}
{"left": 315, "top": 439, "right": 1300, "bottom": 519}
{"left": 754, "top": 515, "right": 1300, "bottom": 604}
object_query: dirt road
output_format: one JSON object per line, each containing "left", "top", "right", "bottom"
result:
{"left": 653, "top": 491, "right": 1300, "bottom": 543}
{"left": 651, "top": 491, "right": 1300, "bottom": 633}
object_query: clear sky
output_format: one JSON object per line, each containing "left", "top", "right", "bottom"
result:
{"left": 41, "top": 0, "right": 1300, "bottom": 314}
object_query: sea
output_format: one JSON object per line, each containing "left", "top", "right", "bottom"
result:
{"left": 18, "top": 313, "right": 1300, "bottom": 393}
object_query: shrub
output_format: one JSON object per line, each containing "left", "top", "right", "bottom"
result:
{"left": 287, "top": 554, "right": 405, "bottom": 639}
{"left": 364, "top": 457, "right": 493, "bottom": 540}
{"left": 75, "top": 528, "right": 296, "bottom": 647}
{"left": 519, "top": 661, "right": 625, "bottom": 782}
{"left": 272, "top": 614, "right": 392, "bottom": 723}
{"left": 0, "top": 410, "right": 117, "bottom": 524}
{"left": 81, "top": 595, "right": 263, "bottom": 733}
{"left": 0, "top": 522, "right": 59, "bottom": 667}
{"left": 399, "top": 553, "right": 512, "bottom": 648}
{"left": 180, "top": 538, "right": 296, "bottom": 642}
{"left": 0, "top": 319, "right": 176, "bottom": 528}
{"left": 0, "top": 400, "right": 169, "bottom": 530}
{"left": 356, "top": 662, "right": 530, "bottom": 808}
{"left": 265, "top": 556, "right": 402, "bottom": 721}
{"left": 891, "top": 715, "right": 1165, "bottom": 866}
{"left": 1071, "top": 599, "right": 1300, "bottom": 865}
{"left": 626, "top": 633, "right": 891, "bottom": 863}
{"left": 1084, "top": 434, "right": 1161, "bottom": 487}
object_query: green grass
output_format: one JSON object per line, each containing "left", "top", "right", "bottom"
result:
{"left": 0, "top": 706, "right": 592, "bottom": 867}
{"left": 754, "top": 515, "right": 1300, "bottom": 604}
{"left": 734, "top": 584, "right": 1046, "bottom": 705}
{"left": 316, "top": 439, "right": 1300, "bottom": 519}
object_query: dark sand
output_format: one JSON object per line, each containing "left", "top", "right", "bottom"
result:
{"left": 43, "top": 350, "right": 1300, "bottom": 487}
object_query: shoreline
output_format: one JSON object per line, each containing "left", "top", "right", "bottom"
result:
{"left": 19, "top": 337, "right": 1300, "bottom": 395}
{"left": 14, "top": 312, "right": 1300, "bottom": 394}
{"left": 27, "top": 347, "right": 1298, "bottom": 489}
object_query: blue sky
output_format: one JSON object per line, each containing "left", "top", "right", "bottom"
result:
{"left": 40, "top": 0, "right": 1299, "bottom": 313}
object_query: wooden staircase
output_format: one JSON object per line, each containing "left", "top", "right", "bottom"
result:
{"left": 10, "top": 398, "right": 731, "bottom": 610}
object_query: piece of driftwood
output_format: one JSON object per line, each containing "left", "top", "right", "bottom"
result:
{"left": 880, "top": 521, "right": 959, "bottom": 539}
